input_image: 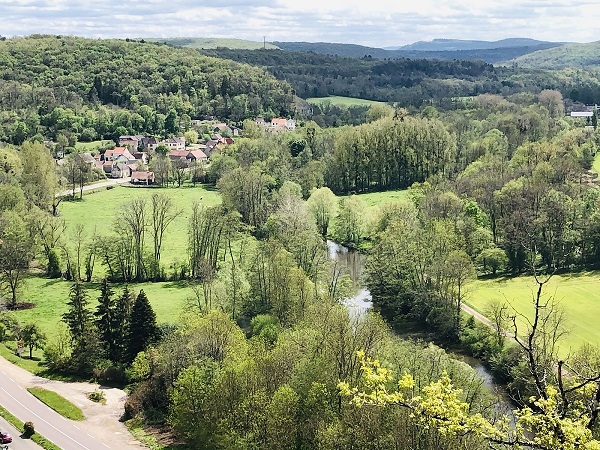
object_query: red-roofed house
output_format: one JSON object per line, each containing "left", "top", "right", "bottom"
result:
{"left": 103, "top": 147, "right": 136, "bottom": 163}
{"left": 187, "top": 150, "right": 208, "bottom": 163}
{"left": 131, "top": 171, "right": 155, "bottom": 185}
{"left": 167, "top": 150, "right": 189, "bottom": 162}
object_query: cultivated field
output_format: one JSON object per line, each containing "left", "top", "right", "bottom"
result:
{"left": 306, "top": 96, "right": 385, "bottom": 107}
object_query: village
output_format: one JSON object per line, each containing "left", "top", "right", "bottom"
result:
{"left": 54, "top": 117, "right": 296, "bottom": 187}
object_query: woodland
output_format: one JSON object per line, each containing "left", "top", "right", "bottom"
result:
{"left": 1, "top": 35, "right": 600, "bottom": 449}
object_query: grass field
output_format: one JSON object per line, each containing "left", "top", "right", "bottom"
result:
{"left": 306, "top": 96, "right": 385, "bottom": 107}
{"left": 3, "top": 184, "right": 222, "bottom": 339}
{"left": 74, "top": 140, "right": 114, "bottom": 152}
{"left": 592, "top": 151, "right": 600, "bottom": 175}
{"left": 467, "top": 271, "right": 600, "bottom": 355}
{"left": 59, "top": 184, "right": 221, "bottom": 267}
{"left": 352, "top": 190, "right": 411, "bottom": 209}
{"left": 17, "top": 276, "right": 193, "bottom": 339}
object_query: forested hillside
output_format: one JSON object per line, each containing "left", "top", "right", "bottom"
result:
{"left": 198, "top": 48, "right": 600, "bottom": 107}
{"left": 0, "top": 35, "right": 293, "bottom": 143}
{"left": 512, "top": 40, "right": 600, "bottom": 69}
{"left": 273, "top": 40, "right": 563, "bottom": 63}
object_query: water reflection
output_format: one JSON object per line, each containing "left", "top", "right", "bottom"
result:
{"left": 326, "top": 240, "right": 373, "bottom": 319}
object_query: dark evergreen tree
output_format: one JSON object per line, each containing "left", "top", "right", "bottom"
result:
{"left": 113, "top": 285, "right": 134, "bottom": 363}
{"left": 94, "top": 278, "right": 116, "bottom": 361}
{"left": 62, "top": 281, "right": 92, "bottom": 354}
{"left": 126, "top": 289, "right": 159, "bottom": 363}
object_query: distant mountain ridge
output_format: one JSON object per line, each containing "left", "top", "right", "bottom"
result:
{"left": 273, "top": 40, "right": 565, "bottom": 64}
{"left": 388, "top": 38, "right": 560, "bottom": 51}
{"left": 143, "top": 37, "right": 279, "bottom": 50}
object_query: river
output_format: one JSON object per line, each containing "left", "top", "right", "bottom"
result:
{"left": 326, "top": 239, "right": 515, "bottom": 417}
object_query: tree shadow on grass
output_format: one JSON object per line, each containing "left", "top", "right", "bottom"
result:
{"left": 160, "top": 280, "right": 191, "bottom": 290}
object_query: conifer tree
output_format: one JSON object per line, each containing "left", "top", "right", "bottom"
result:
{"left": 62, "top": 281, "right": 92, "bottom": 354}
{"left": 126, "top": 289, "right": 159, "bottom": 362}
{"left": 94, "top": 278, "right": 116, "bottom": 361}
{"left": 113, "top": 285, "right": 134, "bottom": 363}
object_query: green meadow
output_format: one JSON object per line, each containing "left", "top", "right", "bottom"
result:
{"left": 306, "top": 96, "right": 385, "bottom": 107}
{"left": 352, "top": 189, "right": 411, "bottom": 210}
{"left": 59, "top": 183, "right": 221, "bottom": 267}
{"left": 7, "top": 184, "right": 220, "bottom": 342}
{"left": 467, "top": 271, "right": 600, "bottom": 354}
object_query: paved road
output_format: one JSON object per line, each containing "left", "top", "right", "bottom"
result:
{"left": 0, "top": 416, "right": 40, "bottom": 450}
{"left": 0, "top": 369, "right": 112, "bottom": 450}
{"left": 57, "top": 177, "right": 131, "bottom": 198}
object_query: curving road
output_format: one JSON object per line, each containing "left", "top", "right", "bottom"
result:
{"left": 0, "top": 369, "right": 112, "bottom": 450}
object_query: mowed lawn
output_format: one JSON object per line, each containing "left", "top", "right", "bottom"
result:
{"left": 467, "top": 272, "right": 600, "bottom": 355}
{"left": 306, "top": 96, "right": 385, "bottom": 107}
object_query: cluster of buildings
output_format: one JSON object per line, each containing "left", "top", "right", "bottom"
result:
{"left": 254, "top": 117, "right": 296, "bottom": 131}
{"left": 79, "top": 124, "right": 237, "bottom": 184}
{"left": 57, "top": 117, "right": 297, "bottom": 186}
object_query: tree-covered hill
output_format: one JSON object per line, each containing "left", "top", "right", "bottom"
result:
{"left": 394, "top": 37, "right": 561, "bottom": 51}
{"left": 199, "top": 47, "right": 600, "bottom": 107}
{"left": 272, "top": 40, "right": 564, "bottom": 63}
{"left": 0, "top": 35, "right": 294, "bottom": 143}
{"left": 199, "top": 48, "right": 505, "bottom": 105}
{"left": 511, "top": 40, "right": 600, "bottom": 69}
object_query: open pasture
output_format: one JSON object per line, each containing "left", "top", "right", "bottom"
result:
{"left": 467, "top": 271, "right": 600, "bottom": 354}
{"left": 306, "top": 96, "right": 385, "bottom": 107}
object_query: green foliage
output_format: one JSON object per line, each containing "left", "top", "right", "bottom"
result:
{"left": 23, "top": 420, "right": 35, "bottom": 437}
{"left": 47, "top": 248, "right": 62, "bottom": 278}
{"left": 0, "top": 35, "right": 294, "bottom": 143}
{"left": 333, "top": 196, "right": 366, "bottom": 246}
{"left": 87, "top": 389, "right": 106, "bottom": 404}
{"left": 21, "top": 322, "right": 46, "bottom": 359}
{"left": 340, "top": 352, "right": 600, "bottom": 450}
{"left": 169, "top": 360, "right": 221, "bottom": 447}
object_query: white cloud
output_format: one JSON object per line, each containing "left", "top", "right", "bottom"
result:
{"left": 0, "top": 0, "right": 598, "bottom": 46}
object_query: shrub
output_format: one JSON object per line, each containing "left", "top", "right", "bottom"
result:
{"left": 23, "top": 421, "right": 35, "bottom": 437}
{"left": 47, "top": 248, "right": 62, "bottom": 278}
{"left": 87, "top": 389, "right": 106, "bottom": 405}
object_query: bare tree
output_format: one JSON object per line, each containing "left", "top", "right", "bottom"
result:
{"left": 73, "top": 223, "right": 85, "bottom": 281}
{"left": 151, "top": 193, "right": 182, "bottom": 262}
{"left": 122, "top": 199, "right": 147, "bottom": 281}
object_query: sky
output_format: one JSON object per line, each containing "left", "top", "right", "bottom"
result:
{"left": 0, "top": 0, "right": 599, "bottom": 48}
